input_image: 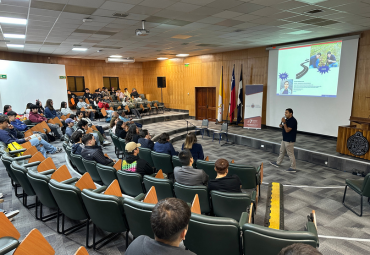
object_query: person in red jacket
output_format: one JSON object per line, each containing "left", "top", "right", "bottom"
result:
{"left": 97, "top": 98, "right": 113, "bottom": 118}
{"left": 29, "top": 104, "right": 63, "bottom": 139}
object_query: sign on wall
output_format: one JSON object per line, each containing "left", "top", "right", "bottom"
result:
{"left": 244, "top": 85, "right": 264, "bottom": 129}
{"left": 0, "top": 74, "right": 7, "bottom": 79}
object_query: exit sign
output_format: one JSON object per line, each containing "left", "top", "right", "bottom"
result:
{"left": 0, "top": 74, "right": 7, "bottom": 79}
{"left": 59, "top": 76, "right": 66, "bottom": 79}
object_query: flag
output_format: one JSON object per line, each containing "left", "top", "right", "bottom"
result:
{"left": 217, "top": 66, "right": 223, "bottom": 122}
{"left": 229, "top": 66, "right": 236, "bottom": 122}
{"left": 236, "top": 67, "right": 243, "bottom": 124}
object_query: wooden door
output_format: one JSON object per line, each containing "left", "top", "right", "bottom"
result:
{"left": 196, "top": 87, "right": 216, "bottom": 121}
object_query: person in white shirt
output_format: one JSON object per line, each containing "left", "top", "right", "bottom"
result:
{"left": 77, "top": 97, "right": 96, "bottom": 120}
{"left": 60, "top": 101, "right": 74, "bottom": 115}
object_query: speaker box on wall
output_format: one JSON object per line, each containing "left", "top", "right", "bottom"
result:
{"left": 157, "top": 77, "right": 166, "bottom": 88}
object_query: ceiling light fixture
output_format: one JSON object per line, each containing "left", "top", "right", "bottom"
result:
{"left": 4, "top": 34, "right": 26, "bottom": 39}
{"left": 157, "top": 57, "right": 168, "bottom": 60}
{"left": 7, "top": 44, "right": 24, "bottom": 48}
{"left": 0, "top": 17, "right": 27, "bottom": 25}
{"left": 72, "top": 48, "right": 88, "bottom": 51}
{"left": 106, "top": 57, "right": 135, "bottom": 63}
{"left": 176, "top": 54, "right": 189, "bottom": 57}
{"left": 110, "top": 55, "right": 122, "bottom": 58}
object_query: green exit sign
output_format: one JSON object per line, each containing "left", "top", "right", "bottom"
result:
{"left": 0, "top": 74, "right": 7, "bottom": 79}
{"left": 59, "top": 76, "right": 66, "bottom": 79}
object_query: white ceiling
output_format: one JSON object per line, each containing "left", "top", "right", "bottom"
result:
{"left": 0, "top": 0, "right": 369, "bottom": 61}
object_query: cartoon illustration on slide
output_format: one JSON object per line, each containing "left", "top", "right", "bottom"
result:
{"left": 296, "top": 59, "right": 309, "bottom": 79}
{"left": 280, "top": 79, "right": 293, "bottom": 95}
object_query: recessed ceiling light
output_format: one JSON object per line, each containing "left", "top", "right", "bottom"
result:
{"left": 3, "top": 34, "right": 25, "bottom": 39}
{"left": 7, "top": 44, "right": 24, "bottom": 48}
{"left": 110, "top": 55, "right": 122, "bottom": 58}
{"left": 106, "top": 57, "right": 135, "bottom": 63}
{"left": 72, "top": 48, "right": 88, "bottom": 51}
{"left": 176, "top": 54, "right": 189, "bottom": 57}
{"left": 0, "top": 17, "right": 27, "bottom": 25}
{"left": 286, "top": 30, "right": 312, "bottom": 35}
{"left": 157, "top": 57, "right": 168, "bottom": 60}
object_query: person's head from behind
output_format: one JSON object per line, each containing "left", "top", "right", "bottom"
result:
{"left": 60, "top": 101, "right": 67, "bottom": 109}
{"left": 284, "top": 81, "right": 289, "bottom": 90}
{"left": 327, "top": 51, "right": 331, "bottom": 58}
{"left": 151, "top": 198, "right": 191, "bottom": 246}
{"left": 184, "top": 132, "right": 197, "bottom": 149}
{"left": 78, "top": 97, "right": 83, "bottom": 102}
{"left": 128, "top": 124, "right": 137, "bottom": 134}
{"left": 26, "top": 103, "right": 33, "bottom": 110}
{"left": 0, "top": 115, "right": 10, "bottom": 129}
{"left": 36, "top": 100, "right": 42, "bottom": 107}
{"left": 82, "top": 133, "right": 95, "bottom": 146}
{"left": 78, "top": 120, "right": 89, "bottom": 130}
{"left": 316, "top": 53, "right": 321, "bottom": 59}
{"left": 71, "top": 131, "right": 83, "bottom": 144}
{"left": 158, "top": 133, "right": 170, "bottom": 144}
{"left": 3, "top": 105, "right": 11, "bottom": 113}
{"left": 125, "top": 142, "right": 140, "bottom": 156}
{"left": 30, "top": 104, "right": 39, "bottom": 113}
{"left": 116, "top": 120, "right": 125, "bottom": 131}
{"left": 139, "top": 129, "right": 149, "bottom": 139}
{"left": 46, "top": 99, "right": 54, "bottom": 109}
{"left": 7, "top": 111, "right": 17, "bottom": 122}
{"left": 70, "top": 114, "right": 76, "bottom": 121}
{"left": 215, "top": 158, "right": 229, "bottom": 176}
{"left": 179, "top": 149, "right": 193, "bottom": 166}
{"left": 285, "top": 108, "right": 293, "bottom": 119}
{"left": 278, "top": 243, "right": 322, "bottom": 255}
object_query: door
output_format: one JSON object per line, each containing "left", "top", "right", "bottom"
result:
{"left": 196, "top": 87, "right": 216, "bottom": 121}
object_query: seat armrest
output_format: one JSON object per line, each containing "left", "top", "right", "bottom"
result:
{"left": 23, "top": 161, "right": 41, "bottom": 167}
{"left": 14, "top": 155, "right": 32, "bottom": 161}
{"left": 9, "top": 149, "right": 27, "bottom": 155}
{"left": 251, "top": 189, "right": 257, "bottom": 203}
{"left": 39, "top": 169, "right": 55, "bottom": 175}
{"left": 93, "top": 186, "right": 107, "bottom": 193}
{"left": 61, "top": 177, "right": 79, "bottom": 184}
{"left": 306, "top": 222, "right": 319, "bottom": 246}
{"left": 134, "top": 193, "right": 145, "bottom": 201}
{"left": 239, "top": 212, "right": 249, "bottom": 228}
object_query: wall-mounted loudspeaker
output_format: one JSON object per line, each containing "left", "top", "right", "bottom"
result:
{"left": 157, "top": 77, "right": 166, "bottom": 88}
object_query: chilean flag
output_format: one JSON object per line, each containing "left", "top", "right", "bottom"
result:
{"left": 229, "top": 66, "right": 236, "bottom": 122}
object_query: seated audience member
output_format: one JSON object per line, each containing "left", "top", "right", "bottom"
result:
{"left": 7, "top": 111, "right": 28, "bottom": 131}
{"left": 76, "top": 119, "right": 101, "bottom": 146}
{"left": 278, "top": 243, "right": 322, "bottom": 255}
{"left": 98, "top": 97, "right": 113, "bottom": 118}
{"left": 76, "top": 97, "right": 95, "bottom": 120}
{"left": 67, "top": 90, "right": 77, "bottom": 101}
{"left": 123, "top": 88, "right": 130, "bottom": 98}
{"left": 115, "top": 121, "right": 128, "bottom": 139}
{"left": 29, "top": 104, "right": 63, "bottom": 139}
{"left": 94, "top": 89, "right": 101, "bottom": 98}
{"left": 60, "top": 101, "right": 74, "bottom": 115}
{"left": 0, "top": 115, "right": 62, "bottom": 158}
{"left": 118, "top": 110, "right": 132, "bottom": 123}
{"left": 81, "top": 134, "right": 115, "bottom": 166}
{"left": 83, "top": 88, "right": 94, "bottom": 104}
{"left": 110, "top": 114, "right": 118, "bottom": 131}
{"left": 71, "top": 131, "right": 84, "bottom": 155}
{"left": 101, "top": 87, "right": 110, "bottom": 98}
{"left": 36, "top": 100, "right": 45, "bottom": 114}
{"left": 153, "top": 133, "right": 178, "bottom": 156}
{"left": 131, "top": 88, "right": 139, "bottom": 98}
{"left": 3, "top": 105, "right": 12, "bottom": 115}
{"left": 111, "top": 87, "right": 116, "bottom": 95}
{"left": 65, "top": 118, "right": 75, "bottom": 138}
{"left": 25, "top": 103, "right": 32, "bottom": 114}
{"left": 45, "top": 99, "right": 62, "bottom": 119}
{"left": 125, "top": 198, "right": 194, "bottom": 255}
{"left": 122, "top": 142, "right": 154, "bottom": 176}
{"left": 208, "top": 159, "right": 242, "bottom": 193}
{"left": 76, "top": 111, "right": 109, "bottom": 144}
{"left": 182, "top": 133, "right": 204, "bottom": 162}
{"left": 125, "top": 124, "right": 140, "bottom": 143}
{"left": 138, "top": 129, "right": 154, "bottom": 150}
{"left": 69, "top": 114, "right": 78, "bottom": 131}
{"left": 116, "top": 88, "right": 125, "bottom": 100}
{"left": 174, "top": 150, "right": 208, "bottom": 186}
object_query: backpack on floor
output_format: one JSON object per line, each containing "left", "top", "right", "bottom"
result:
{"left": 7, "top": 142, "right": 24, "bottom": 157}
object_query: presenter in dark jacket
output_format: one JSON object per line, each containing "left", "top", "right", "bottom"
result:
{"left": 181, "top": 132, "right": 204, "bottom": 162}
{"left": 153, "top": 133, "right": 178, "bottom": 156}
{"left": 138, "top": 129, "right": 154, "bottom": 150}
{"left": 81, "top": 133, "right": 115, "bottom": 166}
{"left": 208, "top": 159, "right": 242, "bottom": 193}
{"left": 122, "top": 142, "right": 154, "bottom": 176}
{"left": 270, "top": 108, "right": 297, "bottom": 172}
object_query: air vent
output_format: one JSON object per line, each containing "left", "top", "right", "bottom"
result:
{"left": 73, "top": 44, "right": 82, "bottom": 46}
{"left": 113, "top": 12, "right": 128, "bottom": 18}
{"left": 306, "top": 9, "right": 323, "bottom": 14}
{"left": 234, "top": 29, "right": 244, "bottom": 32}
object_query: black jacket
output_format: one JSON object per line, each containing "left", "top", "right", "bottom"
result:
{"left": 81, "top": 145, "right": 113, "bottom": 165}
{"left": 138, "top": 138, "right": 154, "bottom": 150}
{"left": 72, "top": 143, "right": 83, "bottom": 155}
{"left": 116, "top": 129, "right": 127, "bottom": 140}
{"left": 124, "top": 154, "right": 153, "bottom": 176}
{"left": 131, "top": 91, "right": 139, "bottom": 98}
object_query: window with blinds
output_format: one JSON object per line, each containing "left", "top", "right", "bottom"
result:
{"left": 67, "top": 76, "right": 85, "bottom": 92}
{"left": 103, "top": 77, "right": 119, "bottom": 90}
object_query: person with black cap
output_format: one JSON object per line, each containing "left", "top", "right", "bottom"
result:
{"left": 122, "top": 141, "right": 154, "bottom": 176}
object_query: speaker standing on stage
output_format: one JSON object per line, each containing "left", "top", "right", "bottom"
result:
{"left": 270, "top": 108, "right": 297, "bottom": 172}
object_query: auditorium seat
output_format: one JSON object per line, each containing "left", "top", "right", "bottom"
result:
{"left": 174, "top": 182, "right": 211, "bottom": 214}
{"left": 138, "top": 147, "right": 154, "bottom": 168}
{"left": 116, "top": 170, "right": 145, "bottom": 197}
{"left": 118, "top": 138, "right": 127, "bottom": 158}
{"left": 143, "top": 175, "right": 174, "bottom": 201}
{"left": 212, "top": 123, "right": 229, "bottom": 144}
{"left": 81, "top": 187, "right": 130, "bottom": 250}
{"left": 82, "top": 158, "right": 102, "bottom": 184}
{"left": 69, "top": 153, "right": 87, "bottom": 174}
{"left": 343, "top": 173, "right": 370, "bottom": 216}
{"left": 196, "top": 160, "right": 217, "bottom": 180}
{"left": 211, "top": 190, "right": 255, "bottom": 222}
{"left": 13, "top": 228, "right": 55, "bottom": 255}
{"left": 151, "top": 151, "right": 173, "bottom": 176}
{"left": 195, "top": 119, "right": 209, "bottom": 138}
{"left": 172, "top": 155, "right": 182, "bottom": 168}
{"left": 110, "top": 133, "right": 124, "bottom": 159}
{"left": 0, "top": 212, "right": 20, "bottom": 255}
{"left": 228, "top": 163, "right": 262, "bottom": 197}
{"left": 96, "top": 163, "right": 118, "bottom": 187}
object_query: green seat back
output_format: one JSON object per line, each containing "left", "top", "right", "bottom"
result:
{"left": 118, "top": 138, "right": 127, "bottom": 157}
{"left": 143, "top": 176, "right": 174, "bottom": 201}
{"left": 173, "top": 182, "right": 210, "bottom": 214}
{"left": 27, "top": 171, "right": 58, "bottom": 209}
{"left": 151, "top": 151, "right": 173, "bottom": 174}
{"left": 96, "top": 163, "right": 118, "bottom": 187}
{"left": 82, "top": 158, "right": 102, "bottom": 183}
{"left": 228, "top": 164, "right": 259, "bottom": 189}
{"left": 242, "top": 223, "right": 318, "bottom": 255}
{"left": 65, "top": 145, "right": 72, "bottom": 159}
{"left": 123, "top": 198, "right": 155, "bottom": 239}
{"left": 184, "top": 213, "right": 241, "bottom": 255}
{"left": 210, "top": 191, "right": 251, "bottom": 221}
{"left": 49, "top": 180, "right": 89, "bottom": 221}
{"left": 138, "top": 147, "right": 154, "bottom": 168}
{"left": 10, "top": 162, "right": 36, "bottom": 196}
{"left": 196, "top": 160, "right": 216, "bottom": 180}
{"left": 111, "top": 134, "right": 122, "bottom": 151}
{"left": 172, "top": 156, "right": 182, "bottom": 168}
{"left": 70, "top": 153, "right": 87, "bottom": 174}
{"left": 362, "top": 173, "right": 370, "bottom": 197}
{"left": 81, "top": 189, "right": 129, "bottom": 233}
{"left": 116, "top": 170, "right": 145, "bottom": 197}
{"left": 1, "top": 154, "right": 20, "bottom": 185}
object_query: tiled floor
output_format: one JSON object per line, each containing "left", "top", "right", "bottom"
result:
{"left": 1, "top": 117, "right": 369, "bottom": 255}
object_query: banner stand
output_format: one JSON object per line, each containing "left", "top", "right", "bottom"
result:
{"left": 244, "top": 85, "right": 264, "bottom": 129}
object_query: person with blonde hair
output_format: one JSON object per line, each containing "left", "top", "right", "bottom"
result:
{"left": 181, "top": 132, "right": 204, "bottom": 162}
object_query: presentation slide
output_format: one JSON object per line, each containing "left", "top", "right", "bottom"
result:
{"left": 277, "top": 40, "right": 342, "bottom": 97}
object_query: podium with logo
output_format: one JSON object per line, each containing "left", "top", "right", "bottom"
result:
{"left": 337, "top": 117, "right": 370, "bottom": 160}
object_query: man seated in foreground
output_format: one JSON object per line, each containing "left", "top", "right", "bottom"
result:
{"left": 125, "top": 198, "right": 195, "bottom": 255}
{"left": 121, "top": 142, "right": 154, "bottom": 176}
{"left": 0, "top": 115, "right": 62, "bottom": 158}
{"left": 208, "top": 158, "right": 242, "bottom": 193}
{"left": 174, "top": 149, "right": 208, "bottom": 186}
{"left": 80, "top": 133, "right": 115, "bottom": 166}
